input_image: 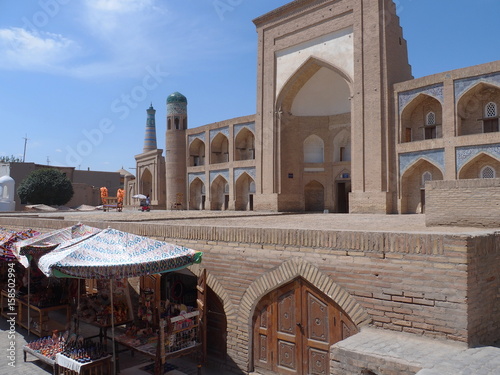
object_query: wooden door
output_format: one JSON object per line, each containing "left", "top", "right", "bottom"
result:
{"left": 254, "top": 279, "right": 357, "bottom": 375}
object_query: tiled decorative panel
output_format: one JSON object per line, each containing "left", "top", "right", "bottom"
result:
{"left": 234, "top": 122, "right": 255, "bottom": 137}
{"left": 210, "top": 127, "right": 230, "bottom": 142}
{"left": 188, "top": 172, "right": 206, "bottom": 185}
{"left": 188, "top": 132, "right": 206, "bottom": 145}
{"left": 455, "top": 72, "right": 500, "bottom": 101}
{"left": 399, "top": 149, "right": 445, "bottom": 176}
{"left": 209, "top": 169, "right": 229, "bottom": 184}
{"left": 234, "top": 167, "right": 256, "bottom": 182}
{"left": 398, "top": 84, "right": 444, "bottom": 114}
{"left": 456, "top": 144, "right": 500, "bottom": 172}
{"left": 167, "top": 102, "right": 187, "bottom": 116}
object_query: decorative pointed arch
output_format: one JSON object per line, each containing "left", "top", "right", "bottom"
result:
{"left": 458, "top": 152, "right": 500, "bottom": 179}
{"left": 276, "top": 57, "right": 353, "bottom": 115}
{"left": 457, "top": 81, "right": 500, "bottom": 136}
{"left": 210, "top": 174, "right": 228, "bottom": 210}
{"left": 401, "top": 158, "right": 443, "bottom": 214}
{"left": 235, "top": 172, "right": 255, "bottom": 211}
{"left": 239, "top": 258, "right": 370, "bottom": 329}
{"left": 400, "top": 93, "right": 443, "bottom": 142}
{"left": 211, "top": 132, "right": 229, "bottom": 164}
{"left": 234, "top": 127, "right": 255, "bottom": 161}
{"left": 189, "top": 138, "right": 205, "bottom": 166}
{"left": 189, "top": 177, "right": 206, "bottom": 210}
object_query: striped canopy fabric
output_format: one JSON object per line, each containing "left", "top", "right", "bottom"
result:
{"left": 38, "top": 228, "right": 202, "bottom": 279}
{"left": 0, "top": 228, "right": 40, "bottom": 262}
{"left": 13, "top": 224, "right": 101, "bottom": 267}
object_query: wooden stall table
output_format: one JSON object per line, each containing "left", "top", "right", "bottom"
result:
{"left": 23, "top": 345, "right": 58, "bottom": 375}
{"left": 56, "top": 353, "right": 111, "bottom": 375}
{"left": 1, "top": 290, "right": 70, "bottom": 337}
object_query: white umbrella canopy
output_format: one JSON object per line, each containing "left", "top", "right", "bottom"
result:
{"left": 13, "top": 223, "right": 101, "bottom": 267}
{"left": 132, "top": 194, "right": 147, "bottom": 200}
{"left": 38, "top": 227, "right": 202, "bottom": 279}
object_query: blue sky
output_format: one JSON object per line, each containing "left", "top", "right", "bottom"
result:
{"left": 0, "top": 0, "right": 499, "bottom": 174}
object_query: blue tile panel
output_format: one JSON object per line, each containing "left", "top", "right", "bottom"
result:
{"left": 456, "top": 143, "right": 500, "bottom": 173}
{"left": 210, "top": 127, "right": 230, "bottom": 142}
{"left": 210, "top": 169, "right": 230, "bottom": 184}
{"left": 234, "top": 122, "right": 255, "bottom": 137}
{"left": 399, "top": 149, "right": 445, "bottom": 176}
{"left": 188, "top": 172, "right": 206, "bottom": 185}
{"left": 234, "top": 167, "right": 256, "bottom": 182}
{"left": 455, "top": 72, "right": 500, "bottom": 101}
{"left": 398, "top": 84, "right": 444, "bottom": 114}
{"left": 188, "top": 132, "right": 206, "bottom": 145}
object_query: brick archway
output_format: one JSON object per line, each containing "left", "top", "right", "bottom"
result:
{"left": 239, "top": 258, "right": 370, "bottom": 372}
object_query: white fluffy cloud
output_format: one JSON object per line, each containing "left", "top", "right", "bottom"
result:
{"left": 0, "top": 28, "right": 79, "bottom": 71}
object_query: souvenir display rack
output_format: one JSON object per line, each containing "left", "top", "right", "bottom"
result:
{"left": 23, "top": 331, "right": 110, "bottom": 375}
{"left": 77, "top": 279, "right": 133, "bottom": 343}
{"left": 1, "top": 290, "right": 70, "bottom": 337}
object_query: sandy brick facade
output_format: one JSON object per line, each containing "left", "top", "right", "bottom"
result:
{"left": 1, "top": 216, "right": 498, "bottom": 374}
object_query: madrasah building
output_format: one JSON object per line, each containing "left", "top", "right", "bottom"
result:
{"left": 126, "top": 0, "right": 500, "bottom": 217}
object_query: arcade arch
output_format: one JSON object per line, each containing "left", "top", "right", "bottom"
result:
{"left": 400, "top": 94, "right": 443, "bottom": 142}
{"left": 211, "top": 133, "right": 229, "bottom": 164}
{"left": 401, "top": 159, "right": 443, "bottom": 214}
{"left": 140, "top": 168, "right": 153, "bottom": 197}
{"left": 210, "top": 175, "right": 229, "bottom": 210}
{"left": 189, "top": 138, "right": 205, "bottom": 166}
{"left": 458, "top": 153, "right": 500, "bottom": 179}
{"left": 234, "top": 128, "right": 255, "bottom": 161}
{"left": 235, "top": 173, "right": 255, "bottom": 211}
{"left": 189, "top": 178, "right": 206, "bottom": 210}
{"left": 457, "top": 82, "right": 500, "bottom": 136}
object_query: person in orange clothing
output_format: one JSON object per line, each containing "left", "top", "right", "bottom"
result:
{"left": 116, "top": 188, "right": 125, "bottom": 212}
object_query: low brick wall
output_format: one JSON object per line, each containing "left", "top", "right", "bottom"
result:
{"left": 0, "top": 216, "right": 498, "bottom": 374}
{"left": 425, "top": 178, "right": 500, "bottom": 228}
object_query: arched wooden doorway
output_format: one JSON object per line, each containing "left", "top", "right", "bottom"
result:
{"left": 253, "top": 278, "right": 357, "bottom": 375}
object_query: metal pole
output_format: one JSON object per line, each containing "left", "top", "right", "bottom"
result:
{"left": 110, "top": 279, "right": 116, "bottom": 375}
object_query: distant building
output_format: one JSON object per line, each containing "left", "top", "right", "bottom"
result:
{"left": 0, "top": 162, "right": 122, "bottom": 210}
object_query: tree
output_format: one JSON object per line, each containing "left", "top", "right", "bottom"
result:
{"left": 0, "top": 155, "right": 22, "bottom": 162}
{"left": 17, "top": 168, "right": 74, "bottom": 206}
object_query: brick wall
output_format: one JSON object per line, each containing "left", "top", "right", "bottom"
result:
{"left": 0, "top": 217, "right": 497, "bottom": 374}
{"left": 426, "top": 178, "right": 500, "bottom": 227}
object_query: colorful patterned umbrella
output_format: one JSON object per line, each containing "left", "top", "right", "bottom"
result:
{"left": 0, "top": 228, "right": 40, "bottom": 262}
{"left": 38, "top": 228, "right": 202, "bottom": 279}
{"left": 13, "top": 223, "right": 102, "bottom": 267}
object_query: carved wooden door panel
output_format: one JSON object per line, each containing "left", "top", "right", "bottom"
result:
{"left": 253, "top": 279, "right": 357, "bottom": 375}
{"left": 275, "top": 282, "right": 301, "bottom": 374}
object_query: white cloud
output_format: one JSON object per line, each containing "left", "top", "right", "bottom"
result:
{"left": 87, "top": 0, "right": 154, "bottom": 13}
{"left": 0, "top": 28, "right": 79, "bottom": 71}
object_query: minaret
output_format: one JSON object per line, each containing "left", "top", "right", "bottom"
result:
{"left": 143, "top": 103, "right": 157, "bottom": 152}
{"left": 165, "top": 92, "right": 187, "bottom": 209}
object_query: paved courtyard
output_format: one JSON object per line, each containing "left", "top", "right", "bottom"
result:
{"left": 2, "top": 207, "right": 495, "bottom": 235}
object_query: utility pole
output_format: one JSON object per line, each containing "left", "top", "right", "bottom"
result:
{"left": 22, "top": 134, "right": 29, "bottom": 162}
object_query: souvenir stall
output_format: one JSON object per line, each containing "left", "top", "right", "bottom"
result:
{"left": 0, "top": 228, "right": 74, "bottom": 338}
{"left": 37, "top": 227, "right": 204, "bottom": 375}
{"left": 9, "top": 224, "right": 102, "bottom": 336}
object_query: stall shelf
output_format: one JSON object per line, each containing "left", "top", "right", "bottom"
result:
{"left": 1, "top": 290, "right": 70, "bottom": 337}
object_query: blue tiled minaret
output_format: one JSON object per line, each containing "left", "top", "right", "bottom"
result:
{"left": 143, "top": 103, "right": 157, "bottom": 152}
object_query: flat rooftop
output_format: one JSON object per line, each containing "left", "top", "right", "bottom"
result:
{"left": 0, "top": 208, "right": 497, "bottom": 235}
